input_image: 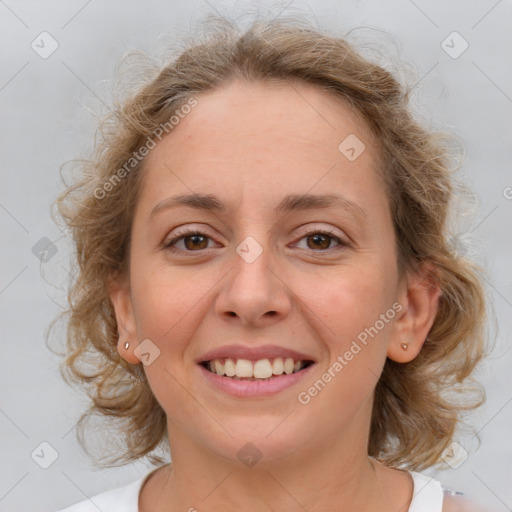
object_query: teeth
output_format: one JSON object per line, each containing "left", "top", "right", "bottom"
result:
{"left": 272, "top": 357, "right": 284, "bottom": 375}
{"left": 224, "top": 358, "right": 236, "bottom": 377}
{"left": 205, "top": 357, "right": 308, "bottom": 379}
{"left": 284, "top": 357, "right": 294, "bottom": 374}
{"left": 214, "top": 359, "right": 224, "bottom": 375}
{"left": 235, "top": 359, "right": 253, "bottom": 378}
{"left": 253, "top": 359, "right": 273, "bottom": 379}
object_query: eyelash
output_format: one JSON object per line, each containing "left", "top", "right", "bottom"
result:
{"left": 163, "top": 227, "right": 350, "bottom": 255}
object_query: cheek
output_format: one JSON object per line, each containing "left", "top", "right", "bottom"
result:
{"left": 129, "top": 262, "right": 218, "bottom": 354}
{"left": 128, "top": 264, "right": 217, "bottom": 417}
{"left": 292, "top": 261, "right": 397, "bottom": 401}
{"left": 293, "top": 262, "right": 394, "bottom": 346}
{"left": 292, "top": 266, "right": 394, "bottom": 424}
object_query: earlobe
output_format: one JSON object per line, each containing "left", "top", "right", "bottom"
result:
{"left": 117, "top": 339, "right": 141, "bottom": 365}
{"left": 388, "top": 336, "right": 428, "bottom": 363}
{"left": 107, "top": 272, "right": 140, "bottom": 365}
{"left": 387, "top": 262, "right": 441, "bottom": 363}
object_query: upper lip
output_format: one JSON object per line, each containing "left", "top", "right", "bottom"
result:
{"left": 196, "top": 344, "right": 316, "bottom": 363}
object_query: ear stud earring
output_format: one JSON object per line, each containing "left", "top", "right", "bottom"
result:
{"left": 400, "top": 342, "right": 408, "bottom": 351}
{"left": 124, "top": 342, "right": 130, "bottom": 350}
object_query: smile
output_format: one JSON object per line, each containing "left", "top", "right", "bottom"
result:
{"left": 201, "top": 357, "right": 314, "bottom": 380}
{"left": 198, "top": 359, "right": 315, "bottom": 399}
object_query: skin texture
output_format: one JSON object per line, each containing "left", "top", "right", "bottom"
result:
{"left": 109, "top": 79, "right": 442, "bottom": 511}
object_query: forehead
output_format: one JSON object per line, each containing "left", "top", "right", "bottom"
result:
{"left": 140, "top": 79, "right": 385, "bottom": 211}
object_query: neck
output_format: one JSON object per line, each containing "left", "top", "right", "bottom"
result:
{"left": 140, "top": 433, "right": 401, "bottom": 511}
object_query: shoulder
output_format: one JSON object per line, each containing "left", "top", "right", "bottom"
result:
{"left": 55, "top": 464, "right": 167, "bottom": 512}
{"left": 442, "top": 492, "right": 489, "bottom": 512}
{"left": 55, "top": 476, "right": 143, "bottom": 512}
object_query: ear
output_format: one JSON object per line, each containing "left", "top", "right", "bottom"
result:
{"left": 107, "top": 271, "right": 141, "bottom": 365}
{"left": 387, "top": 261, "right": 441, "bottom": 363}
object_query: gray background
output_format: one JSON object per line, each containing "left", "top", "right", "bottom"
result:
{"left": 1, "top": 0, "right": 511, "bottom": 510}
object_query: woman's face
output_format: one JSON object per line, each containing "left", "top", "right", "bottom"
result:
{"left": 113, "top": 79, "right": 410, "bottom": 465}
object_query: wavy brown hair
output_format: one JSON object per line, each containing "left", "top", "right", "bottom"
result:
{"left": 53, "top": 15, "right": 489, "bottom": 469}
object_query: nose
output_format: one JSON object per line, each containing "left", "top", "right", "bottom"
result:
{"left": 215, "top": 243, "right": 292, "bottom": 327}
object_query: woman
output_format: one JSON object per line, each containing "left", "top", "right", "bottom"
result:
{"left": 55, "top": 15, "right": 488, "bottom": 511}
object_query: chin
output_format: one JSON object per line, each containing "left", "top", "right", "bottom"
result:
{"left": 199, "top": 416, "right": 315, "bottom": 468}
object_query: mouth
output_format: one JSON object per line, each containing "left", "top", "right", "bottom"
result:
{"left": 200, "top": 357, "right": 315, "bottom": 381}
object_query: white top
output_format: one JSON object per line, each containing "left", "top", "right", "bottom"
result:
{"left": 56, "top": 469, "right": 449, "bottom": 512}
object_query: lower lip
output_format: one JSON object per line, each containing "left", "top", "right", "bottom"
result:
{"left": 198, "top": 364, "right": 315, "bottom": 398}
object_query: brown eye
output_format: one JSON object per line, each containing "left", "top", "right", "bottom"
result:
{"left": 164, "top": 230, "right": 215, "bottom": 253}
{"left": 293, "top": 228, "right": 348, "bottom": 253}
{"left": 306, "top": 233, "right": 336, "bottom": 250}
{"left": 183, "top": 234, "right": 209, "bottom": 250}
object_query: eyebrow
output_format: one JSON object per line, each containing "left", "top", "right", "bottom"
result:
{"left": 149, "top": 193, "right": 367, "bottom": 220}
